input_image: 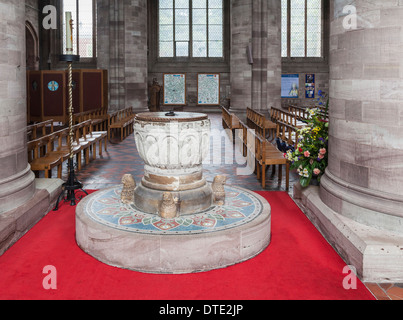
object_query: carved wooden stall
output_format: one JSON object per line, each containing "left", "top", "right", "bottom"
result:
{"left": 27, "top": 69, "right": 108, "bottom": 124}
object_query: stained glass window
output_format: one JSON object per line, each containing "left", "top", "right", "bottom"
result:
{"left": 62, "top": 0, "right": 96, "bottom": 58}
{"left": 282, "top": 0, "right": 322, "bottom": 58}
{"left": 159, "top": 0, "right": 224, "bottom": 58}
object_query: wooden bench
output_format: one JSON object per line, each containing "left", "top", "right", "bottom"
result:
{"left": 27, "top": 119, "right": 107, "bottom": 178}
{"left": 222, "top": 106, "right": 241, "bottom": 130}
{"left": 74, "top": 108, "right": 109, "bottom": 132}
{"left": 108, "top": 107, "right": 136, "bottom": 141}
{"left": 286, "top": 105, "right": 309, "bottom": 121}
{"left": 28, "top": 133, "right": 63, "bottom": 179}
{"left": 27, "top": 119, "right": 54, "bottom": 141}
{"left": 78, "top": 119, "right": 108, "bottom": 164}
{"left": 276, "top": 120, "right": 299, "bottom": 151}
{"left": 270, "top": 107, "right": 304, "bottom": 128}
{"left": 221, "top": 106, "right": 241, "bottom": 141}
{"left": 246, "top": 107, "right": 276, "bottom": 141}
{"left": 239, "top": 120, "right": 289, "bottom": 190}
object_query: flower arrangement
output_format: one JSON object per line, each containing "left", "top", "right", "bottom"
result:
{"left": 285, "top": 91, "right": 329, "bottom": 187}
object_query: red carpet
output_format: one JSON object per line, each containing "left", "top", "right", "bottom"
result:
{"left": 0, "top": 191, "right": 374, "bottom": 300}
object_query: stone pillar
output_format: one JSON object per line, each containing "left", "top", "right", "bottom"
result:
{"left": 320, "top": 0, "right": 403, "bottom": 233}
{"left": 230, "top": 0, "right": 252, "bottom": 112}
{"left": 0, "top": 0, "right": 36, "bottom": 213}
{"left": 124, "top": 0, "right": 148, "bottom": 112}
{"left": 230, "top": 0, "right": 281, "bottom": 113}
{"left": 97, "top": 0, "right": 148, "bottom": 112}
{"left": 251, "top": 0, "right": 281, "bottom": 111}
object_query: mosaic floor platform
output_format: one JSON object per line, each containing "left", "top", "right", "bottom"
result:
{"left": 82, "top": 185, "right": 264, "bottom": 235}
{"left": 76, "top": 184, "right": 271, "bottom": 274}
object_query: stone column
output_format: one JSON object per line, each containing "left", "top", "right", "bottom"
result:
{"left": 97, "top": 0, "right": 148, "bottom": 112}
{"left": 0, "top": 0, "right": 36, "bottom": 213}
{"left": 252, "top": 0, "right": 281, "bottom": 111}
{"left": 230, "top": 0, "right": 281, "bottom": 113}
{"left": 124, "top": 0, "right": 148, "bottom": 112}
{"left": 230, "top": 0, "right": 253, "bottom": 113}
{"left": 320, "top": 0, "right": 403, "bottom": 233}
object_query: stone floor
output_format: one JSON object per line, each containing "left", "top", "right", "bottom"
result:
{"left": 49, "top": 112, "right": 402, "bottom": 300}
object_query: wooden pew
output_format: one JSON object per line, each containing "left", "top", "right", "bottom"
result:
{"left": 270, "top": 107, "right": 303, "bottom": 128}
{"left": 73, "top": 108, "right": 109, "bottom": 132}
{"left": 287, "top": 105, "right": 309, "bottom": 121}
{"left": 239, "top": 120, "right": 289, "bottom": 190}
{"left": 27, "top": 133, "right": 63, "bottom": 179}
{"left": 77, "top": 119, "right": 108, "bottom": 163}
{"left": 276, "top": 120, "right": 299, "bottom": 151}
{"left": 27, "top": 119, "right": 106, "bottom": 178}
{"left": 246, "top": 107, "right": 277, "bottom": 141}
{"left": 108, "top": 107, "right": 136, "bottom": 141}
{"left": 222, "top": 106, "right": 241, "bottom": 130}
{"left": 27, "top": 119, "right": 54, "bottom": 141}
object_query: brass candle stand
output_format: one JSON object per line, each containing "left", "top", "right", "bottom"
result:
{"left": 54, "top": 54, "right": 88, "bottom": 210}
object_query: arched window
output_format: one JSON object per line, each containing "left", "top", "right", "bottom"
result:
{"left": 282, "top": 0, "right": 322, "bottom": 58}
{"left": 159, "top": 0, "right": 224, "bottom": 59}
{"left": 62, "top": 0, "right": 96, "bottom": 58}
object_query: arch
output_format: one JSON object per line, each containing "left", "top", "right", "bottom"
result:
{"left": 25, "top": 20, "right": 39, "bottom": 70}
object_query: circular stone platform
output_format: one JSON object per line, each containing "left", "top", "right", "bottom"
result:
{"left": 76, "top": 185, "right": 271, "bottom": 274}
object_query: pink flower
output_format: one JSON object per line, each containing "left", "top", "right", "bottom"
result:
{"left": 318, "top": 153, "right": 325, "bottom": 160}
{"left": 319, "top": 148, "right": 327, "bottom": 155}
{"left": 304, "top": 151, "right": 310, "bottom": 158}
{"left": 313, "top": 168, "right": 321, "bottom": 175}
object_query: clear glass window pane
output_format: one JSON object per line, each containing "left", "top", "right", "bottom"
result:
{"left": 193, "top": 0, "right": 206, "bottom": 8}
{"left": 175, "top": 8, "right": 189, "bottom": 24}
{"left": 160, "top": 41, "right": 174, "bottom": 57}
{"left": 209, "top": 25, "right": 223, "bottom": 41}
{"left": 175, "top": 25, "right": 189, "bottom": 41}
{"left": 208, "top": 0, "right": 223, "bottom": 9}
{"left": 307, "top": 0, "right": 322, "bottom": 57}
{"left": 175, "top": 0, "right": 189, "bottom": 8}
{"left": 290, "top": 0, "right": 305, "bottom": 57}
{"left": 193, "top": 24, "right": 207, "bottom": 41}
{"left": 160, "top": 25, "right": 174, "bottom": 41}
{"left": 281, "top": 0, "right": 288, "bottom": 57}
{"left": 208, "top": 9, "right": 223, "bottom": 24}
{"left": 160, "top": 0, "right": 173, "bottom": 8}
{"left": 78, "top": 0, "right": 93, "bottom": 57}
{"left": 193, "top": 9, "right": 207, "bottom": 24}
{"left": 209, "top": 41, "right": 223, "bottom": 57}
{"left": 176, "top": 41, "right": 189, "bottom": 56}
{"left": 193, "top": 41, "right": 207, "bottom": 57}
{"left": 160, "top": 9, "right": 174, "bottom": 24}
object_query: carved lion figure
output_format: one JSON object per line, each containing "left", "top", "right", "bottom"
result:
{"left": 212, "top": 175, "right": 227, "bottom": 206}
{"left": 159, "top": 192, "right": 179, "bottom": 220}
{"left": 121, "top": 174, "right": 136, "bottom": 205}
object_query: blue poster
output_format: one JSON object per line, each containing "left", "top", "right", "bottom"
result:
{"left": 281, "top": 74, "right": 299, "bottom": 98}
{"left": 305, "top": 74, "right": 315, "bottom": 99}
